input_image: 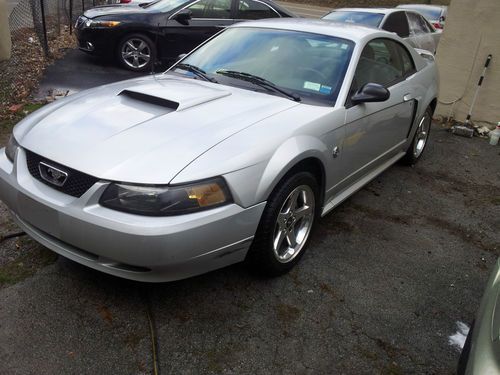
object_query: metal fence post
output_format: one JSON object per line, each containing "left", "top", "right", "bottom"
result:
{"left": 69, "top": 0, "right": 73, "bottom": 34}
{"left": 39, "top": 0, "right": 50, "bottom": 57}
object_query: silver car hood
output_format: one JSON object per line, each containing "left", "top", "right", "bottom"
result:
{"left": 18, "top": 75, "right": 299, "bottom": 184}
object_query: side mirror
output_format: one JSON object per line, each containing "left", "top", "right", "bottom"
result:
{"left": 173, "top": 9, "right": 192, "bottom": 24}
{"left": 351, "top": 83, "right": 390, "bottom": 105}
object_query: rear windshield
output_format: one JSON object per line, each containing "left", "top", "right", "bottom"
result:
{"left": 400, "top": 6, "right": 442, "bottom": 20}
{"left": 322, "top": 11, "right": 384, "bottom": 28}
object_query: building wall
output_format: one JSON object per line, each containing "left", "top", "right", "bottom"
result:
{"left": 0, "top": 0, "right": 12, "bottom": 61}
{"left": 435, "top": 0, "right": 499, "bottom": 128}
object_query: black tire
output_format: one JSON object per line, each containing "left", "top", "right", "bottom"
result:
{"left": 246, "top": 171, "right": 319, "bottom": 276}
{"left": 401, "top": 106, "right": 432, "bottom": 165}
{"left": 117, "top": 33, "right": 156, "bottom": 72}
{"left": 457, "top": 320, "right": 474, "bottom": 375}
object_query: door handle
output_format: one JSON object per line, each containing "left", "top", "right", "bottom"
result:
{"left": 403, "top": 93, "right": 413, "bottom": 102}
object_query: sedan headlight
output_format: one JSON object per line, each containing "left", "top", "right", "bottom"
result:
{"left": 99, "top": 178, "right": 233, "bottom": 216}
{"left": 88, "top": 20, "right": 121, "bottom": 27}
{"left": 5, "top": 135, "right": 19, "bottom": 163}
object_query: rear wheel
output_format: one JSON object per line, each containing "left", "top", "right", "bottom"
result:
{"left": 401, "top": 106, "right": 432, "bottom": 165}
{"left": 117, "top": 34, "right": 156, "bottom": 72}
{"left": 246, "top": 171, "right": 318, "bottom": 276}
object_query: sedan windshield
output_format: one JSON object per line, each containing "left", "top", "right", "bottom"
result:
{"left": 322, "top": 11, "right": 384, "bottom": 27}
{"left": 144, "top": 0, "right": 189, "bottom": 11}
{"left": 172, "top": 27, "right": 354, "bottom": 105}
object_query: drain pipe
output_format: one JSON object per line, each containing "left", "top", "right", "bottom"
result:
{"left": 465, "top": 54, "right": 492, "bottom": 126}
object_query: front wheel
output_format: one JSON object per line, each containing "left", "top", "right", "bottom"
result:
{"left": 246, "top": 171, "right": 319, "bottom": 276}
{"left": 401, "top": 106, "right": 432, "bottom": 165}
{"left": 117, "top": 34, "right": 156, "bottom": 72}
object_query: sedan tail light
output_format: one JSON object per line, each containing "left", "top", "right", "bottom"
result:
{"left": 120, "top": 0, "right": 132, "bottom": 3}
{"left": 432, "top": 22, "right": 443, "bottom": 29}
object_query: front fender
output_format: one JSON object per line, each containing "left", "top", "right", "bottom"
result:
{"left": 254, "top": 135, "right": 329, "bottom": 204}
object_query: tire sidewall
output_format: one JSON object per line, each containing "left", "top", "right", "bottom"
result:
{"left": 247, "top": 171, "right": 320, "bottom": 275}
{"left": 403, "top": 106, "right": 432, "bottom": 165}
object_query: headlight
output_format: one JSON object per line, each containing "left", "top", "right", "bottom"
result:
{"left": 5, "top": 135, "right": 19, "bottom": 163}
{"left": 99, "top": 178, "right": 233, "bottom": 216}
{"left": 88, "top": 20, "right": 121, "bottom": 27}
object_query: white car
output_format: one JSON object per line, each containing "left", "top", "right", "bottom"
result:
{"left": 322, "top": 8, "right": 441, "bottom": 54}
{"left": 0, "top": 19, "right": 438, "bottom": 282}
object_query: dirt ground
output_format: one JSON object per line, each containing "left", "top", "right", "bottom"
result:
{"left": 0, "top": 121, "right": 498, "bottom": 374}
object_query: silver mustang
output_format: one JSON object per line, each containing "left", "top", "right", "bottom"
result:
{"left": 0, "top": 19, "right": 438, "bottom": 282}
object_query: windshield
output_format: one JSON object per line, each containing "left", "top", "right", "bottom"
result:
{"left": 172, "top": 27, "right": 354, "bottom": 105}
{"left": 144, "top": 0, "right": 189, "bottom": 11}
{"left": 322, "top": 11, "right": 384, "bottom": 27}
{"left": 400, "top": 6, "right": 442, "bottom": 20}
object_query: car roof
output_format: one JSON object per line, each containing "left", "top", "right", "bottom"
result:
{"left": 396, "top": 4, "right": 447, "bottom": 10}
{"left": 230, "top": 18, "right": 397, "bottom": 43}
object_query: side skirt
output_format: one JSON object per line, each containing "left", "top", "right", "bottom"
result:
{"left": 321, "top": 151, "right": 406, "bottom": 217}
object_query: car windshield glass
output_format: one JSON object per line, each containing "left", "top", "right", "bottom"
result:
{"left": 144, "top": 0, "right": 190, "bottom": 11}
{"left": 401, "top": 7, "right": 441, "bottom": 20}
{"left": 172, "top": 27, "right": 354, "bottom": 105}
{"left": 322, "top": 11, "right": 384, "bottom": 27}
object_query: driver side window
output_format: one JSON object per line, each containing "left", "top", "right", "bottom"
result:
{"left": 351, "top": 38, "right": 413, "bottom": 94}
{"left": 188, "top": 0, "right": 232, "bottom": 19}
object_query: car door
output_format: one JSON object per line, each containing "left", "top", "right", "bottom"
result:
{"left": 234, "top": 0, "right": 281, "bottom": 21}
{"left": 340, "top": 38, "right": 417, "bottom": 185}
{"left": 165, "top": 0, "right": 234, "bottom": 58}
{"left": 405, "top": 11, "right": 436, "bottom": 53}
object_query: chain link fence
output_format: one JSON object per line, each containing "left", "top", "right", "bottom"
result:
{"left": 0, "top": 0, "right": 111, "bottom": 117}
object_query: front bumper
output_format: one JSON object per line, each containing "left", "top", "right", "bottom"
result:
{"left": 75, "top": 25, "right": 119, "bottom": 57}
{"left": 0, "top": 148, "right": 265, "bottom": 282}
{"left": 460, "top": 259, "right": 500, "bottom": 374}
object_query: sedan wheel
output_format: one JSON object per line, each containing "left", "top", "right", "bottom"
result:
{"left": 118, "top": 34, "right": 156, "bottom": 72}
{"left": 246, "top": 171, "right": 318, "bottom": 276}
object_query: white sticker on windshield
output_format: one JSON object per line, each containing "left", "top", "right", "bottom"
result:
{"left": 341, "top": 43, "right": 349, "bottom": 50}
{"left": 304, "top": 81, "right": 321, "bottom": 91}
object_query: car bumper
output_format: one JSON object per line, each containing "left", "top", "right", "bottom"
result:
{"left": 75, "top": 27, "right": 119, "bottom": 57}
{"left": 0, "top": 148, "right": 266, "bottom": 282}
{"left": 460, "top": 259, "right": 500, "bottom": 374}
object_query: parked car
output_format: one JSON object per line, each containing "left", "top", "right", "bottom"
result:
{"left": 75, "top": 0, "right": 295, "bottom": 71}
{"left": 396, "top": 4, "right": 447, "bottom": 30}
{"left": 458, "top": 258, "right": 500, "bottom": 375}
{"left": 0, "top": 19, "right": 438, "bottom": 282}
{"left": 322, "top": 8, "right": 441, "bottom": 54}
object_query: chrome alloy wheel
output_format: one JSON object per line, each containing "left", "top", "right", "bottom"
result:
{"left": 413, "top": 111, "right": 431, "bottom": 159}
{"left": 121, "top": 38, "right": 151, "bottom": 69}
{"left": 273, "top": 185, "right": 315, "bottom": 263}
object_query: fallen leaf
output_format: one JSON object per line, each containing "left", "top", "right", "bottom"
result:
{"left": 98, "top": 306, "right": 113, "bottom": 324}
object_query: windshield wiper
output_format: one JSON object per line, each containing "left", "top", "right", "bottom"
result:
{"left": 175, "top": 63, "right": 218, "bottom": 83}
{"left": 216, "top": 70, "right": 301, "bottom": 102}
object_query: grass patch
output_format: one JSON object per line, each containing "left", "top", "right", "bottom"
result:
{"left": 0, "top": 238, "right": 58, "bottom": 287}
{"left": 0, "top": 102, "right": 46, "bottom": 145}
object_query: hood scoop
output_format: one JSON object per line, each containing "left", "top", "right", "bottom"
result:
{"left": 119, "top": 79, "right": 232, "bottom": 111}
{"left": 119, "top": 90, "right": 179, "bottom": 110}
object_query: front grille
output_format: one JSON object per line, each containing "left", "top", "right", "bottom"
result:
{"left": 26, "top": 150, "right": 99, "bottom": 198}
